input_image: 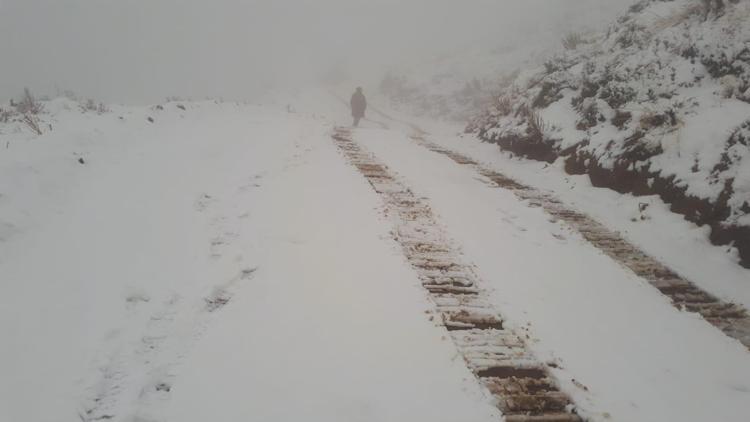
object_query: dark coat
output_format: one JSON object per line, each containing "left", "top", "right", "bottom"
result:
{"left": 351, "top": 91, "right": 367, "bottom": 118}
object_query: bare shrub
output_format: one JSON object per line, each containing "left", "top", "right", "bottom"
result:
{"left": 612, "top": 110, "right": 633, "bottom": 130}
{"left": 10, "top": 88, "right": 45, "bottom": 135}
{"left": 599, "top": 83, "right": 637, "bottom": 109}
{"left": 639, "top": 109, "right": 678, "bottom": 130}
{"left": 576, "top": 99, "right": 603, "bottom": 130}
{"left": 16, "top": 88, "right": 43, "bottom": 115}
{"left": 23, "top": 114, "right": 42, "bottom": 135}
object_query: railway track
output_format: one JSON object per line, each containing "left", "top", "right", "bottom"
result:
{"left": 408, "top": 134, "right": 750, "bottom": 350}
{"left": 333, "top": 127, "right": 584, "bottom": 422}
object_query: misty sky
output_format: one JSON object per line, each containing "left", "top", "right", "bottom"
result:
{"left": 0, "top": 0, "right": 626, "bottom": 104}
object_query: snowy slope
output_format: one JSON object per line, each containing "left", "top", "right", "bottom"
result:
{"left": 468, "top": 0, "right": 750, "bottom": 267}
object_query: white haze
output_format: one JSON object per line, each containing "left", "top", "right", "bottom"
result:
{"left": 0, "top": 0, "right": 626, "bottom": 104}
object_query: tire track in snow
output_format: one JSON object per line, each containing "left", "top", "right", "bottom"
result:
{"left": 361, "top": 93, "right": 750, "bottom": 349}
{"left": 406, "top": 133, "right": 750, "bottom": 350}
{"left": 79, "top": 268, "right": 256, "bottom": 422}
{"left": 80, "top": 181, "right": 261, "bottom": 422}
{"left": 332, "top": 127, "right": 585, "bottom": 422}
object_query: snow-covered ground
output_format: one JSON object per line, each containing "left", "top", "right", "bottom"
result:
{"left": 0, "top": 98, "right": 498, "bottom": 422}
{"left": 370, "top": 104, "right": 750, "bottom": 312}
{"left": 2, "top": 91, "right": 749, "bottom": 422}
{"left": 350, "top": 124, "right": 750, "bottom": 422}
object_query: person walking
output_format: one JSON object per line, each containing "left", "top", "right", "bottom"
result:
{"left": 350, "top": 87, "right": 367, "bottom": 127}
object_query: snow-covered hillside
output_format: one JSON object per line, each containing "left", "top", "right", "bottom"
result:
{"left": 376, "top": 1, "right": 628, "bottom": 122}
{"left": 468, "top": 0, "right": 750, "bottom": 267}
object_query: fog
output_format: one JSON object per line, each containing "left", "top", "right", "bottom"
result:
{"left": 0, "top": 0, "right": 625, "bottom": 104}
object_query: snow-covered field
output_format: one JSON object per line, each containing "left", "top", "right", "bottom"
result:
{"left": 2, "top": 91, "right": 749, "bottom": 421}
{"left": 0, "top": 98, "right": 496, "bottom": 421}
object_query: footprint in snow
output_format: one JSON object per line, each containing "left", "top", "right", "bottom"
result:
{"left": 238, "top": 173, "right": 264, "bottom": 193}
{"left": 193, "top": 193, "right": 214, "bottom": 212}
{"left": 551, "top": 233, "right": 567, "bottom": 242}
{"left": 80, "top": 268, "right": 257, "bottom": 422}
{"left": 501, "top": 216, "right": 527, "bottom": 232}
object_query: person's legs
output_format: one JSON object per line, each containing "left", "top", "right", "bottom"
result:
{"left": 353, "top": 116, "right": 361, "bottom": 127}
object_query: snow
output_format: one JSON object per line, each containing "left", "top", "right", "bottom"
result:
{"left": 0, "top": 97, "right": 499, "bottom": 422}
{"left": 168, "top": 133, "right": 498, "bottom": 421}
{"left": 353, "top": 124, "right": 750, "bottom": 421}
{"left": 652, "top": 94, "right": 750, "bottom": 200}
{"left": 1, "top": 89, "right": 749, "bottom": 422}
{"left": 540, "top": 91, "right": 581, "bottom": 150}
{"left": 372, "top": 95, "right": 750, "bottom": 311}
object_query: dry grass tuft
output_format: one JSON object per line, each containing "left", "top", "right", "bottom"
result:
{"left": 494, "top": 96, "right": 513, "bottom": 116}
{"left": 23, "top": 114, "right": 42, "bottom": 135}
{"left": 527, "top": 109, "right": 548, "bottom": 139}
{"left": 15, "top": 87, "right": 43, "bottom": 115}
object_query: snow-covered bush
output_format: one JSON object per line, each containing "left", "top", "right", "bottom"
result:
{"left": 8, "top": 88, "right": 45, "bottom": 135}
{"left": 469, "top": 0, "right": 750, "bottom": 267}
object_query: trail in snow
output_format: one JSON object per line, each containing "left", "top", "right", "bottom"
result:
{"left": 360, "top": 94, "right": 750, "bottom": 348}
{"left": 81, "top": 267, "right": 255, "bottom": 422}
{"left": 167, "top": 115, "right": 501, "bottom": 422}
{"left": 349, "top": 121, "right": 750, "bottom": 421}
{"left": 407, "top": 134, "right": 750, "bottom": 350}
{"left": 332, "top": 126, "right": 583, "bottom": 421}
{"left": 372, "top": 100, "right": 750, "bottom": 307}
